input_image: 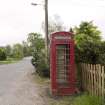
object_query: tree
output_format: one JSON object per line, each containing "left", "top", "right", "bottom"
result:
{"left": 27, "top": 32, "right": 45, "bottom": 62}
{"left": 98, "top": 41, "right": 105, "bottom": 65}
{"left": 0, "top": 47, "right": 7, "bottom": 61}
{"left": 12, "top": 44, "right": 24, "bottom": 59}
{"left": 22, "top": 41, "right": 31, "bottom": 57}
{"left": 74, "top": 21, "right": 102, "bottom": 64}
{"left": 42, "top": 15, "right": 65, "bottom": 35}
{"left": 27, "top": 32, "right": 49, "bottom": 77}
{"left": 74, "top": 21, "right": 101, "bottom": 48}
{"left": 27, "top": 33, "right": 45, "bottom": 53}
{"left": 69, "top": 27, "right": 74, "bottom": 33}
{"left": 5, "top": 45, "right": 12, "bottom": 57}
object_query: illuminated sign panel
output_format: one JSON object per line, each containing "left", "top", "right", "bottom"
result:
{"left": 55, "top": 36, "right": 71, "bottom": 40}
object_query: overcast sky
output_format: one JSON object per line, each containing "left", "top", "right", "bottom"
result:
{"left": 0, "top": 0, "right": 105, "bottom": 46}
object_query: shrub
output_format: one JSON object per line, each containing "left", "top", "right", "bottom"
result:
{"left": 36, "top": 59, "right": 49, "bottom": 77}
{"left": 75, "top": 41, "right": 99, "bottom": 64}
{"left": 12, "top": 44, "right": 24, "bottom": 59}
{"left": 74, "top": 21, "right": 104, "bottom": 64}
{"left": 28, "top": 33, "right": 50, "bottom": 77}
{"left": 31, "top": 50, "right": 50, "bottom": 77}
{"left": 0, "top": 48, "right": 7, "bottom": 61}
{"left": 75, "top": 41, "right": 105, "bottom": 65}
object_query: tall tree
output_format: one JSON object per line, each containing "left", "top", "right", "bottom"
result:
{"left": 12, "top": 44, "right": 23, "bottom": 59}
{"left": 27, "top": 33, "right": 45, "bottom": 53}
{"left": 5, "top": 45, "right": 12, "bottom": 57}
{"left": 74, "top": 21, "right": 101, "bottom": 47}
{"left": 74, "top": 21, "right": 102, "bottom": 63}
{"left": 42, "top": 15, "right": 65, "bottom": 35}
{"left": 27, "top": 32, "right": 49, "bottom": 77}
{"left": 22, "top": 41, "right": 31, "bottom": 57}
{"left": 0, "top": 47, "right": 7, "bottom": 61}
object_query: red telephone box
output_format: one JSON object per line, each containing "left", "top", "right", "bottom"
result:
{"left": 50, "top": 31, "right": 76, "bottom": 95}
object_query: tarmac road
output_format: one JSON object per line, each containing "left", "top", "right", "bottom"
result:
{"left": 0, "top": 57, "right": 46, "bottom": 105}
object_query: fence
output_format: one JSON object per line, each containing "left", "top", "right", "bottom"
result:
{"left": 81, "top": 63, "right": 105, "bottom": 99}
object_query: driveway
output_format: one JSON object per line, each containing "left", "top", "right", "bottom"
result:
{"left": 0, "top": 57, "right": 47, "bottom": 105}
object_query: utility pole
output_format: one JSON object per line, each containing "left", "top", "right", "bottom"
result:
{"left": 31, "top": 0, "right": 49, "bottom": 63}
{"left": 45, "top": 0, "right": 49, "bottom": 63}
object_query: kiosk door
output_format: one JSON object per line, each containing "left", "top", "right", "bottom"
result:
{"left": 56, "top": 44, "right": 70, "bottom": 87}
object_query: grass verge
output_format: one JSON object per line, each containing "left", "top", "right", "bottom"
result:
{"left": 0, "top": 58, "right": 21, "bottom": 65}
{"left": 33, "top": 74, "right": 103, "bottom": 105}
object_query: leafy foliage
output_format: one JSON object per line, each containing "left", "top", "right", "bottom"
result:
{"left": 22, "top": 41, "right": 31, "bottom": 57}
{"left": 42, "top": 15, "right": 65, "bottom": 35}
{"left": 12, "top": 44, "right": 24, "bottom": 59}
{"left": 5, "top": 45, "right": 12, "bottom": 57}
{"left": 27, "top": 33, "right": 45, "bottom": 53}
{"left": 98, "top": 41, "right": 105, "bottom": 65}
{"left": 35, "top": 49, "right": 50, "bottom": 77}
{"left": 28, "top": 32, "right": 45, "bottom": 66}
{"left": 74, "top": 21, "right": 103, "bottom": 64}
{"left": 28, "top": 32, "right": 50, "bottom": 77}
{"left": 0, "top": 47, "right": 7, "bottom": 61}
{"left": 74, "top": 21, "right": 101, "bottom": 48}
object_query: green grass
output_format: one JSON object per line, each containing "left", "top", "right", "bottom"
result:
{"left": 33, "top": 74, "right": 103, "bottom": 105}
{"left": 0, "top": 57, "right": 20, "bottom": 65}
{"left": 48, "top": 94, "right": 103, "bottom": 105}
{"left": 72, "top": 94, "right": 103, "bottom": 105}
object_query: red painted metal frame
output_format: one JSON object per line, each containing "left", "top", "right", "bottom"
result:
{"left": 50, "top": 31, "right": 76, "bottom": 96}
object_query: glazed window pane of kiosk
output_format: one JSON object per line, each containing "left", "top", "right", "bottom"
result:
{"left": 56, "top": 44, "right": 70, "bottom": 86}
{"left": 50, "top": 32, "right": 76, "bottom": 96}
